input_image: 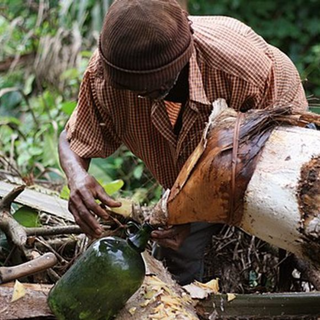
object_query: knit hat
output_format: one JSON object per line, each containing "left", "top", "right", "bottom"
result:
{"left": 99, "top": 0, "right": 193, "bottom": 91}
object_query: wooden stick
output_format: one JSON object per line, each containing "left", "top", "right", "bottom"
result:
{"left": 0, "top": 253, "right": 58, "bottom": 284}
{"left": 0, "top": 185, "right": 25, "bottom": 210}
{"left": 25, "top": 225, "right": 111, "bottom": 237}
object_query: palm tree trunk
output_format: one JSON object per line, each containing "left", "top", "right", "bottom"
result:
{"left": 151, "top": 99, "right": 320, "bottom": 270}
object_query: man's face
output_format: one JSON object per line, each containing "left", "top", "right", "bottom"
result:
{"left": 136, "top": 73, "right": 180, "bottom": 101}
{"left": 112, "top": 72, "right": 180, "bottom": 101}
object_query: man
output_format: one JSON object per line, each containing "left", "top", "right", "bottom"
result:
{"left": 58, "top": 0, "right": 308, "bottom": 285}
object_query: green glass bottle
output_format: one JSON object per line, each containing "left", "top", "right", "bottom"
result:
{"left": 47, "top": 222, "right": 153, "bottom": 320}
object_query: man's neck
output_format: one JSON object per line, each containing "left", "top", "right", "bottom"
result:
{"left": 164, "top": 64, "right": 189, "bottom": 104}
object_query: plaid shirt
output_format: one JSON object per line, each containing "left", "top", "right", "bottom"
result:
{"left": 66, "top": 16, "right": 307, "bottom": 189}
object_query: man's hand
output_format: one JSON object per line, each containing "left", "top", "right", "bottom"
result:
{"left": 151, "top": 224, "right": 190, "bottom": 251}
{"left": 68, "top": 171, "right": 121, "bottom": 238}
{"left": 58, "top": 130, "right": 121, "bottom": 239}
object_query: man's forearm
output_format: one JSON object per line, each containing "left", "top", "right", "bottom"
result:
{"left": 58, "top": 130, "right": 91, "bottom": 179}
{"left": 58, "top": 130, "right": 121, "bottom": 237}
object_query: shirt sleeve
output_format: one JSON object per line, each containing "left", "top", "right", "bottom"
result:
{"left": 65, "top": 71, "right": 121, "bottom": 158}
{"left": 223, "top": 73, "right": 270, "bottom": 112}
{"left": 225, "top": 64, "right": 306, "bottom": 112}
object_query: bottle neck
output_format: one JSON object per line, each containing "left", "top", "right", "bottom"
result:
{"left": 127, "top": 223, "right": 153, "bottom": 253}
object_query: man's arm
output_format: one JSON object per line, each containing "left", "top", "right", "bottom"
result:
{"left": 59, "top": 130, "right": 121, "bottom": 238}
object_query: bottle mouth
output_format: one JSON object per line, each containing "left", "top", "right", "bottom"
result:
{"left": 126, "top": 222, "right": 154, "bottom": 253}
{"left": 127, "top": 238, "right": 144, "bottom": 253}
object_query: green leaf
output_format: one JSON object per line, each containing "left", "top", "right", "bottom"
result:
{"left": 88, "top": 161, "right": 112, "bottom": 184}
{"left": 60, "top": 68, "right": 79, "bottom": 81}
{"left": 60, "top": 101, "right": 77, "bottom": 116}
{"left": 28, "top": 146, "right": 43, "bottom": 156}
{"left": 17, "top": 152, "right": 32, "bottom": 167}
{"left": 43, "top": 90, "right": 55, "bottom": 108}
{"left": 0, "top": 116, "right": 21, "bottom": 126}
{"left": 81, "top": 50, "right": 93, "bottom": 58}
{"left": 13, "top": 206, "right": 41, "bottom": 228}
{"left": 133, "top": 165, "right": 144, "bottom": 180}
{"left": 24, "top": 74, "right": 35, "bottom": 95}
{"left": 77, "top": 0, "right": 90, "bottom": 28}
{"left": 60, "top": 185, "right": 70, "bottom": 200}
{"left": 102, "top": 179, "right": 124, "bottom": 195}
{"left": 42, "top": 132, "right": 59, "bottom": 167}
{"left": 91, "top": 2, "right": 103, "bottom": 32}
{"left": 60, "top": 180, "right": 123, "bottom": 200}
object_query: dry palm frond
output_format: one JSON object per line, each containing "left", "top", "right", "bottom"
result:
{"left": 34, "top": 25, "right": 82, "bottom": 90}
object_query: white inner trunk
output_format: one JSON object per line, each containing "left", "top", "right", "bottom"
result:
{"left": 241, "top": 126, "right": 320, "bottom": 256}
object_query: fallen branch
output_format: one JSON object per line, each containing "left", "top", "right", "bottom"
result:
{"left": 0, "top": 252, "right": 58, "bottom": 284}
{"left": 25, "top": 224, "right": 112, "bottom": 237}
{"left": 34, "top": 238, "right": 77, "bottom": 252}
{"left": 0, "top": 185, "right": 25, "bottom": 209}
{"left": 0, "top": 185, "right": 27, "bottom": 249}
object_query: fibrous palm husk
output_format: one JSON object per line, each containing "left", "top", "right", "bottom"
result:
{"left": 151, "top": 99, "right": 320, "bottom": 269}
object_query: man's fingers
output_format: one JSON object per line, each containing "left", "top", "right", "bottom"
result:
{"left": 82, "top": 196, "right": 110, "bottom": 220}
{"left": 69, "top": 201, "right": 103, "bottom": 238}
{"left": 67, "top": 175, "right": 121, "bottom": 238}
{"left": 151, "top": 224, "right": 191, "bottom": 250}
{"left": 97, "top": 188, "right": 122, "bottom": 208}
{"left": 69, "top": 206, "right": 95, "bottom": 237}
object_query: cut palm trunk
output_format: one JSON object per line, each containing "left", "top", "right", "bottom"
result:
{"left": 150, "top": 99, "right": 320, "bottom": 270}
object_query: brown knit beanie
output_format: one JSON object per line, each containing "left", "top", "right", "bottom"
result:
{"left": 99, "top": 0, "right": 193, "bottom": 91}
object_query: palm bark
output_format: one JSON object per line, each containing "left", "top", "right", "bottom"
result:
{"left": 151, "top": 99, "right": 320, "bottom": 270}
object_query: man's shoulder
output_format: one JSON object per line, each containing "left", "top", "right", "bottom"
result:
{"left": 190, "top": 15, "right": 272, "bottom": 87}
{"left": 189, "top": 15, "right": 251, "bottom": 34}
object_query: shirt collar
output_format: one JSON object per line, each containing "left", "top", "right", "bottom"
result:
{"left": 188, "top": 49, "right": 211, "bottom": 106}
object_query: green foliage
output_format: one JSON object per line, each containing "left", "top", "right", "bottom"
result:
{"left": 58, "top": 0, "right": 111, "bottom": 37}
{"left": 0, "top": 1, "right": 94, "bottom": 182}
{"left": 102, "top": 179, "right": 124, "bottom": 195}
{"left": 0, "top": 0, "right": 319, "bottom": 206}
{"left": 13, "top": 206, "right": 41, "bottom": 228}
{"left": 189, "top": 0, "right": 320, "bottom": 98}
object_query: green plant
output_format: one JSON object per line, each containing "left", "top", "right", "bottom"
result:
{"left": 1, "top": 0, "right": 318, "bottom": 204}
